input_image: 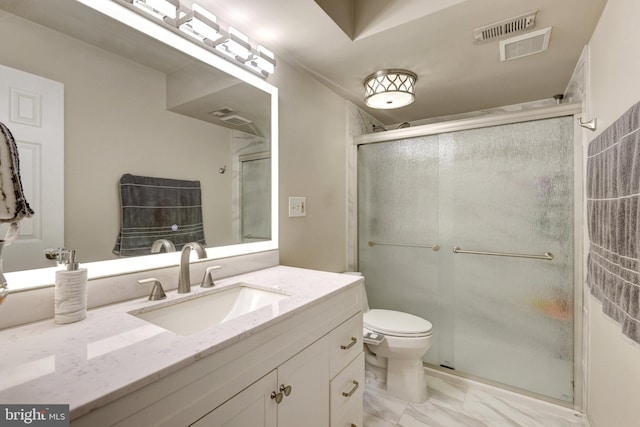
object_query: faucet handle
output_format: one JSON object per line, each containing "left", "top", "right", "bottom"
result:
{"left": 201, "top": 266, "right": 222, "bottom": 288}
{"left": 138, "top": 278, "right": 167, "bottom": 300}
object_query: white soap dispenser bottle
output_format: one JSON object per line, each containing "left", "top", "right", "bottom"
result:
{"left": 46, "top": 248, "right": 88, "bottom": 324}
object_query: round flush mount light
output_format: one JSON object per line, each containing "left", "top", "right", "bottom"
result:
{"left": 363, "top": 69, "right": 417, "bottom": 109}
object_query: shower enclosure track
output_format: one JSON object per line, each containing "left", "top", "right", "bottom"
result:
{"left": 452, "top": 246, "right": 554, "bottom": 260}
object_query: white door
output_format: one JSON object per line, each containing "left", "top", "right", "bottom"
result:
{"left": 0, "top": 63, "right": 64, "bottom": 271}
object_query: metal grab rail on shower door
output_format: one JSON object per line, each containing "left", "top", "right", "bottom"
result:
{"left": 452, "top": 246, "right": 554, "bottom": 261}
{"left": 368, "top": 241, "right": 441, "bottom": 251}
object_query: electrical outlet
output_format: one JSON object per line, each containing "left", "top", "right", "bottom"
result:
{"left": 288, "top": 197, "right": 306, "bottom": 217}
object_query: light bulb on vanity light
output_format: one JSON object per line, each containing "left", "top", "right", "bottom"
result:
{"left": 250, "top": 45, "right": 275, "bottom": 76}
{"left": 178, "top": 3, "right": 225, "bottom": 45}
{"left": 219, "top": 27, "right": 252, "bottom": 62}
{"left": 130, "top": 0, "right": 180, "bottom": 21}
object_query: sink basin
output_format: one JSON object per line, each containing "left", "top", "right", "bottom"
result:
{"left": 130, "top": 284, "right": 289, "bottom": 336}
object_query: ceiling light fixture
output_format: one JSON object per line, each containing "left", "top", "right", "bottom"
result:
{"left": 117, "top": 0, "right": 276, "bottom": 78}
{"left": 364, "top": 69, "right": 417, "bottom": 109}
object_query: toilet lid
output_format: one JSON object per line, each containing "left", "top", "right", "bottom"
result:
{"left": 363, "top": 309, "right": 433, "bottom": 337}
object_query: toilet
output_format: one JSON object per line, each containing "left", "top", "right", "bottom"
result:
{"left": 345, "top": 273, "right": 434, "bottom": 403}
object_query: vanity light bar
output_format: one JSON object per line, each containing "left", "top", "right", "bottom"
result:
{"left": 117, "top": 0, "right": 276, "bottom": 78}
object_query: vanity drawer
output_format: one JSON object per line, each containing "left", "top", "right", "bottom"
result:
{"left": 330, "top": 312, "right": 363, "bottom": 377}
{"left": 330, "top": 352, "right": 364, "bottom": 427}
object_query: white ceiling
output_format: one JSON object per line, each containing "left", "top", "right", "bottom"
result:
{"left": 192, "top": 0, "right": 608, "bottom": 125}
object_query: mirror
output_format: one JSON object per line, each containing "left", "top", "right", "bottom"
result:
{"left": 0, "top": 0, "right": 277, "bottom": 276}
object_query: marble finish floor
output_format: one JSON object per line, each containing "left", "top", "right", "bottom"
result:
{"left": 363, "top": 372, "right": 588, "bottom": 427}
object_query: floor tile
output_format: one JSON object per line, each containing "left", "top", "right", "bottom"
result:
{"left": 364, "top": 412, "right": 398, "bottom": 427}
{"left": 401, "top": 401, "right": 490, "bottom": 427}
{"left": 363, "top": 368, "right": 587, "bottom": 427}
{"left": 364, "top": 388, "right": 408, "bottom": 424}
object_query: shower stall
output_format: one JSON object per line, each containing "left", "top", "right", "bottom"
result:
{"left": 353, "top": 104, "right": 582, "bottom": 406}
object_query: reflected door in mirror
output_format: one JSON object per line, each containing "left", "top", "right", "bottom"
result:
{"left": 0, "top": 64, "right": 64, "bottom": 272}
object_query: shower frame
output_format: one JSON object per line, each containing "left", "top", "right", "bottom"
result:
{"left": 347, "top": 103, "right": 585, "bottom": 411}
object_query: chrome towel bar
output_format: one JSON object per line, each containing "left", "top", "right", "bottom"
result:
{"left": 368, "top": 241, "right": 440, "bottom": 251}
{"left": 452, "top": 246, "right": 553, "bottom": 261}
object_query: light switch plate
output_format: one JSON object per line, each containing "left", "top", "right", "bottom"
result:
{"left": 288, "top": 197, "right": 306, "bottom": 217}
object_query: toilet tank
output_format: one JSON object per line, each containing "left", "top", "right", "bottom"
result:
{"left": 343, "top": 272, "right": 370, "bottom": 312}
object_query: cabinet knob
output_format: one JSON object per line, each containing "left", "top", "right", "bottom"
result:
{"left": 279, "top": 384, "right": 292, "bottom": 396}
{"left": 270, "top": 391, "right": 283, "bottom": 404}
{"left": 342, "top": 380, "right": 359, "bottom": 397}
{"left": 340, "top": 337, "right": 358, "bottom": 350}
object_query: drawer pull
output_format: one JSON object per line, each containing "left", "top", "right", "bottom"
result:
{"left": 270, "top": 391, "right": 283, "bottom": 404}
{"left": 279, "top": 384, "right": 292, "bottom": 396}
{"left": 340, "top": 337, "right": 357, "bottom": 350}
{"left": 342, "top": 380, "right": 359, "bottom": 397}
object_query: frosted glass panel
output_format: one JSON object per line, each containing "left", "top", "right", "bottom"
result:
{"left": 358, "top": 137, "right": 442, "bottom": 365}
{"left": 443, "top": 117, "right": 574, "bottom": 401}
{"left": 241, "top": 157, "right": 271, "bottom": 241}
{"left": 357, "top": 116, "right": 574, "bottom": 402}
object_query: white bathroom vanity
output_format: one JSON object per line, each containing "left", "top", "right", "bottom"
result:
{"left": 0, "top": 266, "right": 364, "bottom": 426}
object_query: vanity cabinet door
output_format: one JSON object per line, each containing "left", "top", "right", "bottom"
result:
{"left": 277, "top": 335, "right": 330, "bottom": 427}
{"left": 190, "top": 371, "right": 277, "bottom": 427}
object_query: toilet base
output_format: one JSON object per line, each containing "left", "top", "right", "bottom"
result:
{"left": 365, "top": 355, "right": 428, "bottom": 403}
{"left": 386, "top": 358, "right": 428, "bottom": 403}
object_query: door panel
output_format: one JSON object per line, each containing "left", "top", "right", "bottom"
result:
{"left": 0, "top": 64, "right": 64, "bottom": 271}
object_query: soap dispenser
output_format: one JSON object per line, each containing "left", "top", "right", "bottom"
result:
{"left": 45, "top": 248, "right": 88, "bottom": 324}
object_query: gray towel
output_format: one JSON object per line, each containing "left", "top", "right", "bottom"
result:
{"left": 587, "top": 100, "right": 640, "bottom": 344}
{"left": 0, "top": 121, "right": 34, "bottom": 224}
{"left": 113, "top": 174, "right": 206, "bottom": 257}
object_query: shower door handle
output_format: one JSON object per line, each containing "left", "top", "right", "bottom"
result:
{"left": 452, "top": 246, "right": 554, "bottom": 261}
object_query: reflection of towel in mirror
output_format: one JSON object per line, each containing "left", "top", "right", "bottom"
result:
{"left": 113, "top": 174, "right": 206, "bottom": 257}
{"left": 0, "top": 121, "right": 34, "bottom": 226}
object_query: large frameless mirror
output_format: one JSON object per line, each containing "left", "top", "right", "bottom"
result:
{"left": 0, "top": 0, "right": 278, "bottom": 285}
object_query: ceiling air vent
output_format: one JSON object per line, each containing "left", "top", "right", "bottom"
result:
{"left": 473, "top": 11, "right": 537, "bottom": 43}
{"left": 500, "top": 27, "right": 552, "bottom": 61}
{"left": 220, "top": 114, "right": 253, "bottom": 126}
{"left": 209, "top": 107, "right": 235, "bottom": 117}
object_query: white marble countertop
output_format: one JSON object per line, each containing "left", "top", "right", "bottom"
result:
{"left": 0, "top": 266, "right": 362, "bottom": 419}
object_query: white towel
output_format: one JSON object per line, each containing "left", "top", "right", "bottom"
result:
{"left": 0, "top": 121, "right": 34, "bottom": 225}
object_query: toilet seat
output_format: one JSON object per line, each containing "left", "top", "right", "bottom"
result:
{"left": 364, "top": 309, "right": 433, "bottom": 338}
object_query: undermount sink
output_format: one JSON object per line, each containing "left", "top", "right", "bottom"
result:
{"left": 130, "top": 284, "right": 289, "bottom": 336}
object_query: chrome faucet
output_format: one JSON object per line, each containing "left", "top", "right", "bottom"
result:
{"left": 178, "top": 242, "right": 207, "bottom": 293}
{"left": 150, "top": 239, "right": 176, "bottom": 253}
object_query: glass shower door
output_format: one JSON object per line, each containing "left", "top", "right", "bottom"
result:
{"left": 357, "top": 115, "right": 575, "bottom": 402}
{"left": 441, "top": 117, "right": 574, "bottom": 402}
{"left": 241, "top": 155, "right": 271, "bottom": 242}
{"left": 357, "top": 136, "right": 443, "bottom": 366}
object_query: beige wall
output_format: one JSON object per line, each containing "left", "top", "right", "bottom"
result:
{"left": 0, "top": 11, "right": 234, "bottom": 264}
{"left": 270, "top": 59, "right": 348, "bottom": 272}
{"left": 586, "top": 0, "right": 640, "bottom": 425}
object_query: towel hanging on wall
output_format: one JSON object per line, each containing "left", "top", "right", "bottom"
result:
{"left": 0, "top": 121, "right": 34, "bottom": 226}
{"left": 587, "top": 100, "right": 640, "bottom": 344}
{"left": 113, "top": 174, "right": 206, "bottom": 257}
